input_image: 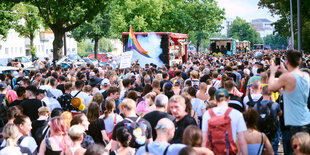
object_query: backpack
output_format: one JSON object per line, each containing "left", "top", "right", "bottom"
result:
{"left": 247, "top": 95, "right": 263, "bottom": 108}
{"left": 0, "top": 94, "right": 8, "bottom": 127}
{"left": 206, "top": 107, "right": 238, "bottom": 155}
{"left": 256, "top": 101, "right": 278, "bottom": 139}
{"left": 124, "top": 117, "right": 148, "bottom": 148}
{"left": 71, "top": 91, "right": 85, "bottom": 111}
{"left": 192, "top": 79, "right": 200, "bottom": 90}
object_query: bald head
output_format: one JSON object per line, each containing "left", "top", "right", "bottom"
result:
{"left": 156, "top": 118, "right": 175, "bottom": 141}
{"left": 156, "top": 118, "right": 175, "bottom": 131}
{"left": 199, "top": 82, "right": 207, "bottom": 91}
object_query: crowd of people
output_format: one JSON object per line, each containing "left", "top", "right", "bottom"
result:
{"left": 0, "top": 49, "right": 309, "bottom": 155}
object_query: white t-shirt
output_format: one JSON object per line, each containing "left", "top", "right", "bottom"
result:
{"left": 99, "top": 114, "right": 123, "bottom": 133}
{"left": 119, "top": 90, "right": 126, "bottom": 100}
{"left": 1, "top": 135, "right": 37, "bottom": 153}
{"left": 191, "top": 98, "right": 206, "bottom": 117}
{"left": 42, "top": 97, "right": 61, "bottom": 112}
{"left": 48, "top": 88, "right": 63, "bottom": 98}
{"left": 202, "top": 107, "right": 247, "bottom": 142}
{"left": 71, "top": 90, "right": 92, "bottom": 106}
{"left": 243, "top": 94, "right": 263, "bottom": 110}
{"left": 0, "top": 146, "right": 23, "bottom": 155}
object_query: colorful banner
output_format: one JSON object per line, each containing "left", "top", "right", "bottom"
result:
{"left": 128, "top": 26, "right": 151, "bottom": 58}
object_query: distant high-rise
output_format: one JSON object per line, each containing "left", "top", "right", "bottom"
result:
{"left": 250, "top": 18, "right": 274, "bottom": 38}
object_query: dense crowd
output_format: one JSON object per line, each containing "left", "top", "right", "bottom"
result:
{"left": 0, "top": 49, "right": 309, "bottom": 155}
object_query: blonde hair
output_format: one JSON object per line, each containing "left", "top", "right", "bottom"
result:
{"left": 2, "top": 123, "right": 19, "bottom": 146}
{"left": 291, "top": 132, "right": 310, "bottom": 154}
{"left": 69, "top": 125, "right": 85, "bottom": 141}
{"left": 119, "top": 98, "right": 136, "bottom": 111}
{"left": 190, "top": 70, "right": 199, "bottom": 79}
{"left": 169, "top": 95, "right": 185, "bottom": 105}
{"left": 38, "top": 106, "right": 51, "bottom": 116}
{"left": 61, "top": 111, "right": 73, "bottom": 128}
{"left": 83, "top": 85, "right": 92, "bottom": 93}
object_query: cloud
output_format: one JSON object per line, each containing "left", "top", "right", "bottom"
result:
{"left": 216, "top": 0, "right": 279, "bottom": 22}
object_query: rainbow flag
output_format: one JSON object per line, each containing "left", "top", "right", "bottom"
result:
{"left": 127, "top": 25, "right": 151, "bottom": 58}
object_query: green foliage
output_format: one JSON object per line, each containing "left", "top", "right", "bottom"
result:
{"left": 0, "top": 2, "right": 17, "bottom": 38}
{"left": 70, "top": 13, "right": 108, "bottom": 42}
{"left": 30, "top": 46, "right": 36, "bottom": 56}
{"left": 264, "top": 34, "right": 288, "bottom": 49}
{"left": 99, "top": 38, "right": 113, "bottom": 52}
{"left": 11, "top": 0, "right": 110, "bottom": 59}
{"left": 77, "top": 40, "right": 92, "bottom": 57}
{"left": 108, "top": 0, "right": 225, "bottom": 51}
{"left": 13, "top": 3, "right": 42, "bottom": 57}
{"left": 229, "top": 17, "right": 263, "bottom": 47}
{"left": 258, "top": 0, "right": 310, "bottom": 53}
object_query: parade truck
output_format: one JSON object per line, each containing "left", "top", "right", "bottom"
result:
{"left": 209, "top": 38, "right": 250, "bottom": 55}
{"left": 121, "top": 31, "right": 188, "bottom": 67}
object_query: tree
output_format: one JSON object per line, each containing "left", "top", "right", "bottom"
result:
{"left": 264, "top": 34, "right": 288, "bottom": 49}
{"left": 13, "top": 3, "right": 42, "bottom": 59}
{"left": 0, "top": 2, "right": 17, "bottom": 38}
{"left": 99, "top": 38, "right": 113, "bottom": 52}
{"left": 229, "top": 17, "right": 263, "bottom": 47}
{"left": 108, "top": 0, "right": 225, "bottom": 52}
{"left": 70, "top": 13, "right": 109, "bottom": 59}
{"left": 258, "top": 0, "right": 310, "bottom": 52}
{"left": 77, "top": 40, "right": 92, "bottom": 57}
{"left": 12, "top": 0, "right": 110, "bottom": 60}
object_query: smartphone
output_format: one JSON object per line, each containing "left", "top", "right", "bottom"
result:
{"left": 275, "top": 57, "right": 280, "bottom": 66}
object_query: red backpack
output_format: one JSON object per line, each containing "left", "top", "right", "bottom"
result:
{"left": 206, "top": 107, "right": 238, "bottom": 155}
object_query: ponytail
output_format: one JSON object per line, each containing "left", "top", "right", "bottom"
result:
{"left": 6, "top": 137, "right": 16, "bottom": 147}
{"left": 103, "top": 97, "right": 115, "bottom": 119}
{"left": 103, "top": 109, "right": 112, "bottom": 120}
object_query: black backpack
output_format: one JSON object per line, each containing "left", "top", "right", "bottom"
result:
{"left": 256, "top": 101, "right": 278, "bottom": 139}
{"left": 124, "top": 117, "right": 148, "bottom": 148}
{"left": 247, "top": 95, "right": 263, "bottom": 108}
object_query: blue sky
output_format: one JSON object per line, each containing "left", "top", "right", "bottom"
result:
{"left": 216, "top": 0, "right": 279, "bottom": 22}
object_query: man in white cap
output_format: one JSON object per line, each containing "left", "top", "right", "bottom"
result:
{"left": 100, "top": 78, "right": 110, "bottom": 100}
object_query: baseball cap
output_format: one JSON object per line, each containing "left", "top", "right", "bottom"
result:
{"left": 101, "top": 78, "right": 110, "bottom": 86}
{"left": 164, "top": 82, "right": 173, "bottom": 90}
{"left": 173, "top": 80, "right": 180, "bottom": 87}
{"left": 215, "top": 89, "right": 229, "bottom": 99}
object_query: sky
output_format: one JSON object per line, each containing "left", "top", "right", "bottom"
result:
{"left": 216, "top": 0, "right": 279, "bottom": 22}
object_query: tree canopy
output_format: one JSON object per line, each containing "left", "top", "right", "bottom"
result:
{"left": 10, "top": 0, "right": 110, "bottom": 59}
{"left": 264, "top": 34, "right": 288, "bottom": 50}
{"left": 108, "top": 0, "right": 225, "bottom": 51}
{"left": 13, "top": 3, "right": 42, "bottom": 57}
{"left": 0, "top": 2, "right": 17, "bottom": 38}
{"left": 258, "top": 0, "right": 310, "bottom": 53}
{"left": 70, "top": 13, "right": 109, "bottom": 59}
{"left": 229, "top": 17, "right": 263, "bottom": 47}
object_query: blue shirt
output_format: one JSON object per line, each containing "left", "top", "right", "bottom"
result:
{"left": 283, "top": 72, "right": 310, "bottom": 126}
{"left": 136, "top": 141, "right": 185, "bottom": 155}
{"left": 254, "top": 100, "right": 281, "bottom": 125}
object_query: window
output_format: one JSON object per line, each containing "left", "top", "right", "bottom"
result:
{"left": 11, "top": 47, "right": 13, "bottom": 55}
{"left": 20, "top": 47, "right": 23, "bottom": 54}
{"left": 5, "top": 48, "right": 8, "bottom": 54}
{"left": 15, "top": 47, "right": 18, "bottom": 54}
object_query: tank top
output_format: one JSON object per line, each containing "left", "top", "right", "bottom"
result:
{"left": 283, "top": 72, "right": 310, "bottom": 126}
{"left": 247, "top": 133, "right": 264, "bottom": 155}
{"left": 45, "top": 138, "right": 61, "bottom": 155}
